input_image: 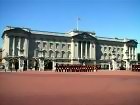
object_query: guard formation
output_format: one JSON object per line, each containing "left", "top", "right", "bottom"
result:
{"left": 132, "top": 65, "right": 140, "bottom": 72}
{"left": 55, "top": 64, "right": 100, "bottom": 72}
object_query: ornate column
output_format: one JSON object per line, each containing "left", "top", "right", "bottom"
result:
{"left": 131, "top": 47, "right": 134, "bottom": 60}
{"left": 39, "top": 58, "right": 44, "bottom": 71}
{"left": 109, "top": 62, "right": 111, "bottom": 71}
{"left": 18, "top": 38, "right": 21, "bottom": 56}
{"left": 12, "top": 37, "right": 15, "bottom": 69}
{"left": 128, "top": 47, "right": 130, "bottom": 59}
{"left": 81, "top": 42, "right": 83, "bottom": 58}
{"left": 4, "top": 56, "right": 9, "bottom": 72}
{"left": 52, "top": 60, "right": 56, "bottom": 71}
{"left": 135, "top": 47, "right": 137, "bottom": 61}
{"left": 26, "top": 59, "right": 29, "bottom": 70}
{"left": 12, "top": 37, "right": 15, "bottom": 56}
{"left": 71, "top": 39, "right": 75, "bottom": 64}
{"left": 24, "top": 38, "right": 28, "bottom": 57}
{"left": 85, "top": 42, "right": 87, "bottom": 59}
{"left": 90, "top": 42, "right": 92, "bottom": 59}
{"left": 38, "top": 50, "right": 44, "bottom": 71}
{"left": 133, "top": 47, "right": 135, "bottom": 60}
{"left": 94, "top": 43, "right": 96, "bottom": 60}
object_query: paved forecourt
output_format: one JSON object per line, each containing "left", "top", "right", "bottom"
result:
{"left": 0, "top": 71, "right": 140, "bottom": 105}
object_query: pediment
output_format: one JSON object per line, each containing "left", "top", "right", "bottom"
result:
{"left": 72, "top": 32, "right": 97, "bottom": 41}
{"left": 126, "top": 40, "right": 138, "bottom": 47}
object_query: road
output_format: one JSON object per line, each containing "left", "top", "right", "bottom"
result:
{"left": 0, "top": 71, "right": 140, "bottom": 105}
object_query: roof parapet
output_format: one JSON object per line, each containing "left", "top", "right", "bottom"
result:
{"left": 68, "top": 29, "right": 96, "bottom": 36}
{"left": 31, "top": 30, "right": 68, "bottom": 36}
{"left": 5, "top": 26, "right": 31, "bottom": 32}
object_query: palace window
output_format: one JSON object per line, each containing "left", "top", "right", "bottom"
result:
{"left": 113, "top": 47, "right": 116, "bottom": 51}
{"left": 61, "top": 51, "right": 65, "bottom": 58}
{"left": 108, "top": 53, "right": 112, "bottom": 59}
{"left": 43, "top": 51, "right": 47, "bottom": 57}
{"left": 43, "top": 42, "right": 47, "bottom": 48}
{"left": 49, "top": 50, "right": 53, "bottom": 58}
{"left": 67, "top": 51, "right": 71, "bottom": 58}
{"left": 121, "top": 48, "right": 123, "bottom": 52}
{"left": 109, "top": 47, "right": 111, "bottom": 51}
{"left": 117, "top": 54, "right": 120, "bottom": 59}
{"left": 104, "top": 47, "right": 107, "bottom": 52}
{"left": 68, "top": 44, "right": 71, "bottom": 50}
{"left": 20, "top": 37, "right": 25, "bottom": 49}
{"left": 104, "top": 53, "right": 107, "bottom": 59}
{"left": 56, "top": 43, "right": 59, "bottom": 49}
{"left": 121, "top": 54, "right": 124, "bottom": 59}
{"left": 62, "top": 44, "right": 65, "bottom": 49}
{"left": 55, "top": 51, "right": 60, "bottom": 58}
{"left": 117, "top": 48, "right": 120, "bottom": 52}
{"left": 49, "top": 43, "right": 53, "bottom": 49}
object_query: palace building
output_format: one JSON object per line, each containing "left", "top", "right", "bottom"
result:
{"left": 2, "top": 26, "right": 138, "bottom": 71}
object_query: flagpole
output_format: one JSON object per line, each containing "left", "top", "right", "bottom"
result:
{"left": 77, "top": 17, "right": 79, "bottom": 30}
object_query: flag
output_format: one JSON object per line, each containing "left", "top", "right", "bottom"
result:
{"left": 78, "top": 17, "right": 80, "bottom": 21}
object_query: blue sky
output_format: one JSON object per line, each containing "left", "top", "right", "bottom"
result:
{"left": 0, "top": 0, "right": 140, "bottom": 52}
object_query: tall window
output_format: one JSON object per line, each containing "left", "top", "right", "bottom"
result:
{"left": 67, "top": 51, "right": 71, "bottom": 58}
{"left": 117, "top": 54, "right": 120, "bottom": 59}
{"left": 104, "top": 53, "right": 107, "bottom": 59}
{"left": 121, "top": 54, "right": 124, "bottom": 59}
{"left": 113, "top": 47, "right": 116, "bottom": 51}
{"left": 50, "top": 43, "right": 53, "bottom": 49}
{"left": 62, "top": 51, "right": 65, "bottom": 58}
{"left": 121, "top": 48, "right": 123, "bottom": 52}
{"left": 55, "top": 51, "right": 59, "bottom": 58}
{"left": 109, "top": 53, "right": 111, "bottom": 59}
{"left": 43, "top": 42, "right": 47, "bottom": 48}
{"left": 68, "top": 44, "right": 71, "bottom": 50}
{"left": 104, "top": 47, "right": 107, "bottom": 52}
{"left": 62, "top": 44, "right": 65, "bottom": 49}
{"left": 43, "top": 51, "right": 47, "bottom": 57}
{"left": 36, "top": 41, "right": 41, "bottom": 50}
{"left": 56, "top": 43, "right": 59, "bottom": 49}
{"left": 109, "top": 47, "right": 111, "bottom": 51}
{"left": 49, "top": 50, "right": 53, "bottom": 58}
{"left": 9, "top": 37, "right": 13, "bottom": 56}
{"left": 20, "top": 37, "right": 25, "bottom": 49}
{"left": 117, "top": 48, "right": 120, "bottom": 52}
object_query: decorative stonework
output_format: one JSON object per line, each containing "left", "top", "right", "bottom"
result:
{"left": 1, "top": 26, "right": 138, "bottom": 71}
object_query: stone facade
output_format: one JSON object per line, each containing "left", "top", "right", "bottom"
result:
{"left": 2, "top": 26, "right": 138, "bottom": 71}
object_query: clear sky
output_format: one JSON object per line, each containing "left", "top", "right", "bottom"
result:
{"left": 0, "top": 0, "right": 140, "bottom": 52}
